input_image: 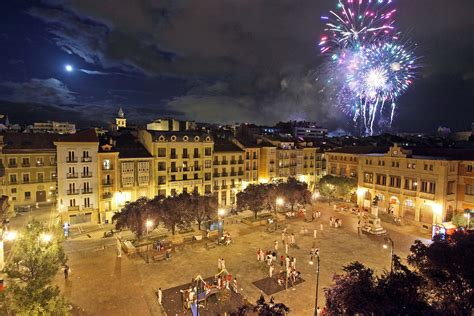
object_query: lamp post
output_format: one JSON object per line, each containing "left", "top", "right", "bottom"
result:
{"left": 146, "top": 219, "right": 153, "bottom": 263}
{"left": 218, "top": 208, "right": 225, "bottom": 242}
{"left": 309, "top": 249, "right": 320, "bottom": 316}
{"left": 383, "top": 236, "right": 394, "bottom": 273}
{"left": 275, "top": 197, "right": 284, "bottom": 231}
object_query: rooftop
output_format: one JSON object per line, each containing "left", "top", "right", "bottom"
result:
{"left": 0, "top": 132, "right": 60, "bottom": 152}
{"left": 55, "top": 129, "right": 98, "bottom": 143}
{"left": 100, "top": 132, "right": 152, "bottom": 159}
{"left": 214, "top": 140, "right": 244, "bottom": 153}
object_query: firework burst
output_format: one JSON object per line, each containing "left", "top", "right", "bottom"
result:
{"left": 319, "top": 0, "right": 418, "bottom": 135}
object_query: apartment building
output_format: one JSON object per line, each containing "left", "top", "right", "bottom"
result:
{"left": 326, "top": 146, "right": 388, "bottom": 179}
{"left": 213, "top": 140, "right": 245, "bottom": 207}
{"left": 233, "top": 138, "right": 260, "bottom": 185}
{"left": 32, "top": 121, "right": 76, "bottom": 134}
{"left": 258, "top": 142, "right": 277, "bottom": 183}
{"left": 138, "top": 130, "right": 214, "bottom": 197}
{"left": 97, "top": 140, "right": 119, "bottom": 223}
{"left": 353, "top": 145, "right": 474, "bottom": 226}
{"left": 457, "top": 159, "right": 474, "bottom": 211}
{"left": 55, "top": 129, "right": 100, "bottom": 224}
{"left": 300, "top": 147, "right": 317, "bottom": 191}
{"left": 0, "top": 133, "right": 58, "bottom": 207}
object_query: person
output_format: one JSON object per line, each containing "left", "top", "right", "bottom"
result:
{"left": 269, "top": 264, "right": 274, "bottom": 278}
{"left": 280, "top": 255, "right": 284, "bottom": 267}
{"left": 260, "top": 249, "right": 265, "bottom": 262}
{"left": 290, "top": 233, "right": 295, "bottom": 245}
{"left": 281, "top": 231, "right": 285, "bottom": 242}
{"left": 218, "top": 258, "right": 222, "bottom": 271}
{"left": 266, "top": 253, "right": 272, "bottom": 266}
{"left": 320, "top": 223, "right": 324, "bottom": 232}
{"left": 274, "top": 240, "right": 279, "bottom": 251}
{"left": 285, "top": 242, "right": 289, "bottom": 254}
{"left": 233, "top": 277, "right": 238, "bottom": 293}
{"left": 116, "top": 236, "right": 122, "bottom": 258}
{"left": 312, "top": 211, "right": 316, "bottom": 221}
{"left": 313, "top": 229, "right": 317, "bottom": 239}
{"left": 317, "top": 306, "right": 322, "bottom": 315}
{"left": 285, "top": 256, "right": 290, "bottom": 270}
{"left": 221, "top": 258, "right": 226, "bottom": 270}
{"left": 291, "top": 257, "right": 296, "bottom": 269}
{"left": 257, "top": 248, "right": 261, "bottom": 261}
{"left": 272, "top": 251, "right": 277, "bottom": 262}
{"left": 63, "top": 265, "right": 69, "bottom": 280}
{"left": 157, "top": 288, "right": 163, "bottom": 305}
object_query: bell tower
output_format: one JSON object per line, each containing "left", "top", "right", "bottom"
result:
{"left": 116, "top": 107, "right": 126, "bottom": 129}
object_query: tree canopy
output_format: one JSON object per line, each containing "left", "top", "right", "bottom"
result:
{"left": 1, "top": 220, "right": 69, "bottom": 315}
{"left": 112, "top": 197, "right": 157, "bottom": 239}
{"left": 318, "top": 175, "right": 356, "bottom": 201}
{"left": 324, "top": 232, "right": 474, "bottom": 315}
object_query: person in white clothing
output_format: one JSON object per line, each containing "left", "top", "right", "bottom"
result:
{"left": 274, "top": 240, "right": 279, "bottom": 251}
{"left": 269, "top": 264, "right": 274, "bottom": 278}
{"left": 157, "top": 288, "right": 163, "bottom": 305}
{"left": 221, "top": 258, "right": 226, "bottom": 270}
{"left": 218, "top": 258, "right": 222, "bottom": 271}
{"left": 320, "top": 223, "right": 324, "bottom": 231}
{"left": 313, "top": 229, "right": 317, "bottom": 239}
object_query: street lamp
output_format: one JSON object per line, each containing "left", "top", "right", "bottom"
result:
{"left": 146, "top": 219, "right": 153, "bottom": 263}
{"left": 383, "top": 236, "right": 394, "bottom": 273}
{"left": 275, "top": 197, "right": 284, "bottom": 231}
{"left": 309, "top": 249, "right": 320, "bottom": 316}
{"left": 40, "top": 233, "right": 52, "bottom": 243}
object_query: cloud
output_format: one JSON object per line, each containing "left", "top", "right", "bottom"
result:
{"left": 24, "top": 0, "right": 474, "bottom": 131}
{"left": 0, "top": 78, "right": 77, "bottom": 105}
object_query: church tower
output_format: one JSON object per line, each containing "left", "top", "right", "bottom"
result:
{"left": 116, "top": 107, "right": 126, "bottom": 129}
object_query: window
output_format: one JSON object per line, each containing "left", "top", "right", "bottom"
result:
{"left": 404, "top": 178, "right": 417, "bottom": 191}
{"left": 205, "top": 173, "right": 211, "bottom": 181}
{"left": 84, "top": 197, "right": 90, "bottom": 207}
{"left": 363, "top": 172, "right": 373, "bottom": 183}
{"left": 389, "top": 176, "right": 401, "bottom": 188}
{"left": 70, "top": 199, "right": 76, "bottom": 207}
{"left": 182, "top": 148, "right": 188, "bottom": 158}
{"left": 466, "top": 184, "right": 474, "bottom": 196}
{"left": 158, "top": 162, "right": 166, "bottom": 171}
{"left": 121, "top": 162, "right": 134, "bottom": 173}
{"left": 447, "top": 181, "right": 455, "bottom": 195}
{"left": 22, "top": 173, "right": 30, "bottom": 183}
{"left": 171, "top": 189, "right": 176, "bottom": 196}
{"left": 205, "top": 160, "right": 211, "bottom": 168}
{"left": 205, "top": 147, "right": 212, "bottom": 156}
{"left": 467, "top": 165, "right": 473, "bottom": 173}
{"left": 11, "top": 188, "right": 16, "bottom": 193}
{"left": 170, "top": 148, "right": 177, "bottom": 158}
{"left": 8, "top": 158, "right": 16, "bottom": 167}
{"left": 36, "top": 157, "right": 44, "bottom": 166}
{"left": 25, "top": 192, "right": 31, "bottom": 200}
{"left": 183, "top": 174, "right": 187, "bottom": 180}
{"left": 9, "top": 174, "right": 17, "bottom": 184}
{"left": 205, "top": 185, "right": 211, "bottom": 194}
{"left": 376, "top": 174, "right": 386, "bottom": 186}
{"left": 103, "top": 159, "right": 111, "bottom": 170}
{"left": 22, "top": 158, "right": 30, "bottom": 166}
{"left": 157, "top": 148, "right": 166, "bottom": 157}
{"left": 421, "top": 181, "right": 436, "bottom": 194}
{"left": 138, "top": 162, "right": 149, "bottom": 172}
{"left": 37, "top": 173, "right": 44, "bottom": 183}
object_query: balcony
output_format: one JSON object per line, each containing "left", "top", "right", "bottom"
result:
{"left": 82, "top": 188, "right": 93, "bottom": 194}
{"left": 238, "top": 159, "right": 244, "bottom": 164}
{"left": 103, "top": 180, "right": 113, "bottom": 186}
{"left": 68, "top": 206, "right": 80, "bottom": 211}
{"left": 66, "top": 158, "right": 78, "bottom": 163}
{"left": 213, "top": 161, "right": 220, "bottom": 165}
{"left": 252, "top": 166, "right": 257, "bottom": 170}
{"left": 81, "top": 157, "right": 92, "bottom": 162}
{"left": 21, "top": 179, "right": 30, "bottom": 184}
{"left": 230, "top": 160, "right": 237, "bottom": 165}
{"left": 221, "top": 172, "right": 228, "bottom": 177}
{"left": 238, "top": 171, "right": 244, "bottom": 176}
{"left": 102, "top": 192, "right": 113, "bottom": 199}
{"left": 230, "top": 172, "right": 237, "bottom": 176}
{"left": 9, "top": 180, "right": 18, "bottom": 185}
{"left": 182, "top": 154, "right": 190, "bottom": 159}
{"left": 103, "top": 166, "right": 114, "bottom": 171}
{"left": 194, "top": 166, "right": 201, "bottom": 171}
{"left": 213, "top": 173, "right": 220, "bottom": 177}
{"left": 22, "top": 162, "right": 30, "bottom": 167}
{"left": 193, "top": 154, "right": 200, "bottom": 158}
{"left": 81, "top": 172, "right": 92, "bottom": 178}
{"left": 8, "top": 163, "right": 17, "bottom": 168}
{"left": 213, "top": 185, "right": 219, "bottom": 190}
{"left": 36, "top": 162, "right": 44, "bottom": 167}
{"left": 83, "top": 204, "right": 94, "bottom": 209}
{"left": 221, "top": 161, "right": 228, "bottom": 165}
{"left": 170, "top": 168, "right": 178, "bottom": 173}
{"left": 66, "top": 173, "right": 78, "bottom": 179}
{"left": 269, "top": 161, "right": 275, "bottom": 164}
{"left": 67, "top": 189, "right": 80, "bottom": 195}
{"left": 170, "top": 154, "right": 178, "bottom": 159}
{"left": 221, "top": 185, "right": 227, "bottom": 189}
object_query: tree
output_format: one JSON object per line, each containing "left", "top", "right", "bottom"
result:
{"left": 156, "top": 194, "right": 193, "bottom": 235}
{"left": 237, "top": 184, "right": 269, "bottom": 219}
{"left": 112, "top": 197, "right": 157, "bottom": 239}
{"left": 1, "top": 220, "right": 69, "bottom": 315}
{"left": 408, "top": 231, "right": 474, "bottom": 314}
{"left": 451, "top": 211, "right": 474, "bottom": 228}
{"left": 278, "top": 178, "right": 312, "bottom": 211}
{"left": 318, "top": 175, "right": 356, "bottom": 201}
{"left": 324, "top": 259, "right": 432, "bottom": 315}
{"left": 190, "top": 192, "right": 217, "bottom": 230}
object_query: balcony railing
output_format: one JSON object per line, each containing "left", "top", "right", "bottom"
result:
{"left": 221, "top": 161, "right": 228, "bottom": 165}
{"left": 9, "top": 180, "right": 18, "bottom": 185}
{"left": 222, "top": 172, "right": 229, "bottom": 177}
{"left": 230, "top": 160, "right": 237, "bottom": 165}
{"left": 213, "top": 185, "right": 219, "bottom": 190}
{"left": 36, "top": 162, "right": 45, "bottom": 167}
{"left": 238, "top": 171, "right": 244, "bottom": 176}
{"left": 81, "top": 157, "right": 92, "bottom": 162}
{"left": 238, "top": 159, "right": 244, "bottom": 164}
{"left": 170, "top": 154, "right": 178, "bottom": 159}
{"left": 8, "top": 163, "right": 17, "bottom": 168}
{"left": 21, "top": 180, "right": 30, "bottom": 184}
{"left": 193, "top": 154, "right": 200, "bottom": 158}
{"left": 22, "top": 163, "right": 30, "bottom": 167}
{"left": 82, "top": 188, "right": 93, "bottom": 194}
{"left": 213, "top": 173, "right": 220, "bottom": 177}
{"left": 230, "top": 172, "right": 237, "bottom": 176}
{"left": 103, "top": 181, "right": 113, "bottom": 186}
{"left": 103, "top": 166, "right": 114, "bottom": 171}
{"left": 182, "top": 154, "right": 190, "bottom": 159}
{"left": 221, "top": 185, "right": 227, "bottom": 189}
{"left": 67, "top": 190, "right": 80, "bottom": 195}
{"left": 66, "top": 158, "right": 78, "bottom": 163}
{"left": 66, "top": 173, "right": 78, "bottom": 179}
{"left": 213, "top": 161, "right": 220, "bottom": 165}
{"left": 81, "top": 172, "right": 92, "bottom": 178}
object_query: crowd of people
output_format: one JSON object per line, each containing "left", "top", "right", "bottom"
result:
{"left": 329, "top": 216, "right": 343, "bottom": 228}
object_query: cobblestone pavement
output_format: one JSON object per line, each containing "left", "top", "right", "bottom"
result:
{"left": 52, "top": 202, "right": 430, "bottom": 315}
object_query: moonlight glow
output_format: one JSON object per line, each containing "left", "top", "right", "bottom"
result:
{"left": 65, "top": 64, "right": 73, "bottom": 72}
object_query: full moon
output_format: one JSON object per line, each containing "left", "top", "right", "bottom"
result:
{"left": 65, "top": 64, "right": 73, "bottom": 72}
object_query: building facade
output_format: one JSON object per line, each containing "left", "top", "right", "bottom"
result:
{"left": 55, "top": 129, "right": 100, "bottom": 224}
{"left": 0, "top": 133, "right": 57, "bottom": 208}
{"left": 213, "top": 141, "right": 245, "bottom": 207}
{"left": 139, "top": 130, "right": 214, "bottom": 197}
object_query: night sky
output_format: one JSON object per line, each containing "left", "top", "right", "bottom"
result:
{"left": 0, "top": 0, "right": 473, "bottom": 132}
